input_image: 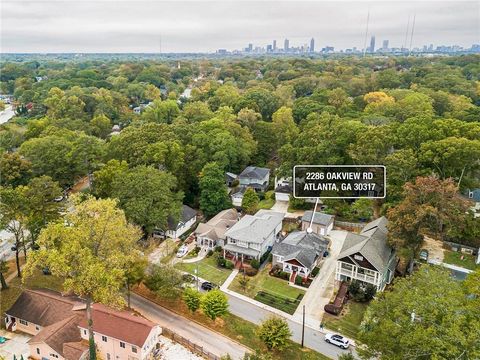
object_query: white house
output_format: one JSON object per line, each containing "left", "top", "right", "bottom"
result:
{"left": 223, "top": 210, "right": 284, "bottom": 262}
{"left": 301, "top": 211, "right": 334, "bottom": 236}
{"left": 335, "top": 217, "right": 397, "bottom": 291}
{"left": 163, "top": 205, "right": 197, "bottom": 239}
{"left": 272, "top": 231, "right": 330, "bottom": 282}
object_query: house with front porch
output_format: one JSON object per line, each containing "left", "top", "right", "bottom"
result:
{"left": 223, "top": 210, "right": 284, "bottom": 263}
{"left": 195, "top": 208, "right": 239, "bottom": 249}
{"left": 335, "top": 217, "right": 397, "bottom": 292}
{"left": 272, "top": 231, "right": 330, "bottom": 282}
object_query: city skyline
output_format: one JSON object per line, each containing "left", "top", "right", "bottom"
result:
{"left": 1, "top": 1, "right": 478, "bottom": 53}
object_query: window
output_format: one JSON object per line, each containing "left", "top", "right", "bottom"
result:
{"left": 19, "top": 319, "right": 28, "bottom": 326}
{"left": 469, "top": 191, "right": 473, "bottom": 198}
{"left": 132, "top": 346, "right": 137, "bottom": 353}
{"left": 84, "top": 330, "right": 87, "bottom": 335}
{"left": 36, "top": 348, "right": 40, "bottom": 355}
{"left": 36, "top": 325, "right": 40, "bottom": 331}
{"left": 354, "top": 254, "right": 364, "bottom": 261}
{"left": 50, "top": 354, "right": 59, "bottom": 358}
{"left": 102, "top": 335, "right": 107, "bottom": 342}
{"left": 107, "top": 354, "right": 111, "bottom": 360}
{"left": 120, "top": 342, "right": 126, "bottom": 348}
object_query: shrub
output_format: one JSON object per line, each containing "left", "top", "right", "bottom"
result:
{"left": 348, "top": 280, "right": 361, "bottom": 297}
{"left": 225, "top": 260, "right": 234, "bottom": 269}
{"left": 265, "top": 190, "right": 275, "bottom": 200}
{"left": 183, "top": 287, "right": 202, "bottom": 313}
{"left": 245, "top": 267, "right": 258, "bottom": 276}
{"left": 206, "top": 249, "right": 213, "bottom": 257}
{"left": 364, "top": 284, "right": 377, "bottom": 301}
{"left": 294, "top": 275, "right": 304, "bottom": 286}
{"left": 201, "top": 289, "right": 229, "bottom": 320}
{"left": 216, "top": 255, "right": 226, "bottom": 267}
{"left": 214, "top": 246, "right": 222, "bottom": 253}
{"left": 311, "top": 267, "right": 320, "bottom": 277}
{"left": 256, "top": 316, "right": 292, "bottom": 350}
{"left": 250, "top": 259, "right": 260, "bottom": 269}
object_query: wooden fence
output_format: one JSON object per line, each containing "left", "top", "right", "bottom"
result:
{"left": 162, "top": 327, "right": 221, "bottom": 360}
{"left": 333, "top": 220, "right": 365, "bottom": 232}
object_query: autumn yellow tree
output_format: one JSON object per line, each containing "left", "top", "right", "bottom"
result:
{"left": 24, "top": 196, "right": 142, "bottom": 360}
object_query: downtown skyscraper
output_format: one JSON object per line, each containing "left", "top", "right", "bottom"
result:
{"left": 310, "top": 38, "right": 315, "bottom": 52}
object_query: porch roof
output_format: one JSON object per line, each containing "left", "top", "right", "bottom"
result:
{"left": 223, "top": 244, "right": 260, "bottom": 257}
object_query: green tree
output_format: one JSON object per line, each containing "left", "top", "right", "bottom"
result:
{"left": 24, "top": 197, "right": 142, "bottom": 360}
{"left": 242, "top": 188, "right": 260, "bottom": 215}
{"left": 124, "top": 255, "right": 147, "bottom": 308}
{"left": 0, "top": 152, "right": 32, "bottom": 187}
{"left": 256, "top": 316, "right": 292, "bottom": 351}
{"left": 358, "top": 266, "right": 480, "bottom": 360}
{"left": 183, "top": 287, "right": 202, "bottom": 312}
{"left": 142, "top": 99, "right": 180, "bottom": 124}
{"left": 144, "top": 264, "right": 184, "bottom": 299}
{"left": 271, "top": 106, "right": 298, "bottom": 146}
{"left": 112, "top": 166, "right": 183, "bottom": 236}
{"left": 201, "top": 289, "right": 229, "bottom": 320}
{"left": 90, "top": 114, "right": 112, "bottom": 139}
{"left": 395, "top": 92, "right": 434, "bottom": 122}
{"left": 92, "top": 159, "right": 129, "bottom": 198}
{"left": 199, "top": 162, "right": 231, "bottom": 218}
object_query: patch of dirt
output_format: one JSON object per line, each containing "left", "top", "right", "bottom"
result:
{"left": 422, "top": 236, "right": 445, "bottom": 263}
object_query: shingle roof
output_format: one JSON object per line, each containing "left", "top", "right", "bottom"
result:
{"left": 275, "top": 184, "right": 292, "bottom": 194}
{"left": 224, "top": 210, "right": 284, "bottom": 244}
{"left": 29, "top": 315, "right": 86, "bottom": 359}
{"left": 301, "top": 211, "right": 334, "bottom": 226}
{"left": 338, "top": 217, "right": 394, "bottom": 273}
{"left": 78, "top": 303, "right": 157, "bottom": 348}
{"left": 167, "top": 205, "right": 196, "bottom": 230}
{"left": 272, "top": 231, "right": 329, "bottom": 269}
{"left": 63, "top": 341, "right": 90, "bottom": 360}
{"left": 238, "top": 166, "right": 270, "bottom": 180}
{"left": 195, "top": 208, "right": 239, "bottom": 241}
{"left": 6, "top": 289, "right": 85, "bottom": 327}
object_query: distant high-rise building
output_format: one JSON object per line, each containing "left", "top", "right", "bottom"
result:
{"left": 382, "top": 40, "right": 389, "bottom": 50}
{"left": 267, "top": 44, "right": 273, "bottom": 52}
{"left": 284, "top": 38, "right": 290, "bottom": 52}
{"left": 273, "top": 40, "right": 277, "bottom": 51}
{"left": 248, "top": 43, "right": 253, "bottom": 52}
{"left": 310, "top": 38, "right": 315, "bottom": 52}
{"left": 369, "top": 35, "right": 376, "bottom": 53}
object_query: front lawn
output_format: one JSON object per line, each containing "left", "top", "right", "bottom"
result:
{"left": 229, "top": 265, "right": 305, "bottom": 314}
{"left": 443, "top": 250, "right": 479, "bottom": 271}
{"left": 134, "top": 284, "right": 331, "bottom": 360}
{"left": 1, "top": 269, "right": 64, "bottom": 328}
{"left": 258, "top": 198, "right": 275, "bottom": 210}
{"left": 322, "top": 301, "right": 368, "bottom": 340}
{"left": 175, "top": 255, "right": 232, "bottom": 285}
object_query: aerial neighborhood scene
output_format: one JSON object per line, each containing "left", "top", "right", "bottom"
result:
{"left": 0, "top": 1, "right": 480, "bottom": 360}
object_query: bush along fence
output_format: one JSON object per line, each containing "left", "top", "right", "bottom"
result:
{"left": 162, "top": 327, "right": 221, "bottom": 360}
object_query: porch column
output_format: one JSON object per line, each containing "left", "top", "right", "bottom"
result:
{"left": 223, "top": 248, "right": 225, "bottom": 258}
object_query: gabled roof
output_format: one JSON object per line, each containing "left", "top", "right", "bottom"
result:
{"left": 6, "top": 289, "right": 85, "bottom": 327}
{"left": 167, "top": 205, "right": 197, "bottom": 230}
{"left": 224, "top": 210, "right": 284, "bottom": 244}
{"left": 337, "top": 217, "right": 394, "bottom": 273}
{"left": 272, "top": 231, "right": 329, "bottom": 269}
{"left": 29, "top": 315, "right": 86, "bottom": 359}
{"left": 78, "top": 303, "right": 157, "bottom": 348}
{"left": 195, "top": 208, "right": 239, "bottom": 241}
{"left": 275, "top": 184, "right": 292, "bottom": 194}
{"left": 301, "top": 211, "right": 334, "bottom": 226}
{"left": 238, "top": 166, "right": 270, "bottom": 180}
{"left": 225, "top": 172, "right": 238, "bottom": 182}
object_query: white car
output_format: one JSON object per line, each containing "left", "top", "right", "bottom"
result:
{"left": 324, "top": 333, "right": 350, "bottom": 349}
{"left": 176, "top": 245, "right": 188, "bottom": 258}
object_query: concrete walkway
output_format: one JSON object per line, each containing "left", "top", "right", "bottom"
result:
{"left": 220, "top": 269, "right": 239, "bottom": 289}
{"left": 182, "top": 247, "right": 208, "bottom": 264}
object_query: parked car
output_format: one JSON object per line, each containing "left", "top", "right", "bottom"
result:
{"left": 419, "top": 249, "right": 429, "bottom": 261}
{"left": 324, "top": 333, "right": 350, "bottom": 349}
{"left": 201, "top": 281, "right": 217, "bottom": 291}
{"left": 176, "top": 245, "right": 188, "bottom": 258}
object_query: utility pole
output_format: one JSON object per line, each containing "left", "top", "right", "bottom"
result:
{"left": 301, "top": 305, "right": 306, "bottom": 347}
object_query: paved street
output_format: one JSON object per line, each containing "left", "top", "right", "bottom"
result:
{"left": 0, "top": 105, "right": 15, "bottom": 124}
{"left": 226, "top": 293, "right": 356, "bottom": 359}
{"left": 130, "top": 293, "right": 250, "bottom": 360}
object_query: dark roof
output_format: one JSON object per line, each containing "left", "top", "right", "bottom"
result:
{"left": 29, "top": 315, "right": 86, "bottom": 359}
{"left": 272, "top": 231, "right": 329, "bottom": 269}
{"left": 238, "top": 166, "right": 270, "bottom": 180}
{"left": 275, "top": 184, "right": 292, "bottom": 194}
{"left": 225, "top": 172, "right": 238, "bottom": 182}
{"left": 338, "top": 216, "right": 394, "bottom": 273}
{"left": 167, "top": 205, "right": 196, "bottom": 230}
{"left": 78, "top": 303, "right": 157, "bottom": 347}
{"left": 6, "top": 289, "right": 85, "bottom": 327}
{"left": 301, "top": 211, "right": 334, "bottom": 226}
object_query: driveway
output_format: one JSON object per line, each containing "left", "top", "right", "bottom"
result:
{"left": 422, "top": 236, "right": 444, "bottom": 263}
{"left": 0, "top": 330, "right": 30, "bottom": 359}
{"left": 130, "top": 293, "right": 249, "bottom": 359}
{"left": 0, "top": 105, "right": 15, "bottom": 125}
{"left": 293, "top": 230, "right": 348, "bottom": 325}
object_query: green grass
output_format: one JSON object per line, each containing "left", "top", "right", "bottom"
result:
{"left": 1, "top": 269, "right": 64, "bottom": 328}
{"left": 175, "top": 255, "right": 232, "bottom": 285}
{"left": 258, "top": 198, "right": 275, "bottom": 209}
{"left": 323, "top": 301, "right": 369, "bottom": 340}
{"left": 254, "top": 291, "right": 303, "bottom": 315}
{"left": 135, "top": 285, "right": 331, "bottom": 360}
{"left": 443, "top": 250, "right": 480, "bottom": 270}
{"left": 229, "top": 266, "right": 305, "bottom": 314}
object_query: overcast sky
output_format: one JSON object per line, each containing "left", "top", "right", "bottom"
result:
{"left": 1, "top": 1, "right": 478, "bottom": 53}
